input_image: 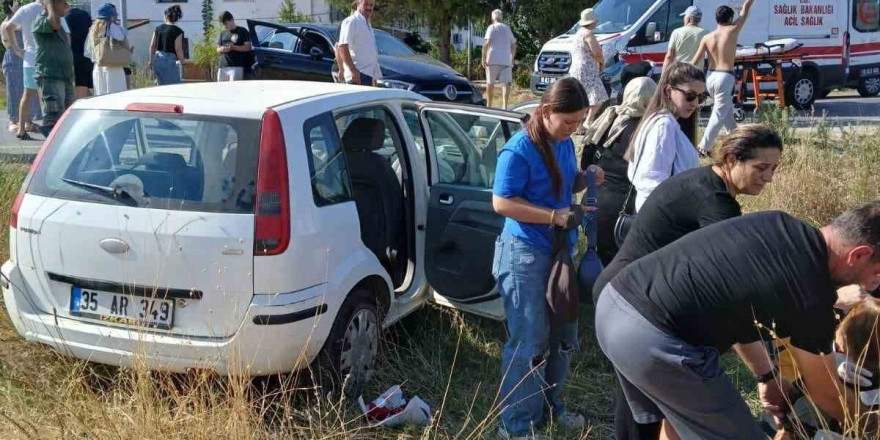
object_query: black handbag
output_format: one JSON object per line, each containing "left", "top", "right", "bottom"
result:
{"left": 612, "top": 116, "right": 655, "bottom": 248}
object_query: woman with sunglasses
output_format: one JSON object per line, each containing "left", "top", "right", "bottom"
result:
{"left": 624, "top": 61, "right": 707, "bottom": 212}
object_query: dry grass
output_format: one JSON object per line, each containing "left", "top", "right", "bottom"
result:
{"left": 0, "top": 114, "right": 879, "bottom": 439}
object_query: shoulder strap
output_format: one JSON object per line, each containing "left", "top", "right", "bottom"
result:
{"left": 619, "top": 114, "right": 661, "bottom": 215}
{"left": 581, "top": 171, "right": 599, "bottom": 250}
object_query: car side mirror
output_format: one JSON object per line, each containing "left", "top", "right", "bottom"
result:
{"left": 645, "top": 22, "right": 658, "bottom": 43}
{"left": 310, "top": 47, "right": 325, "bottom": 60}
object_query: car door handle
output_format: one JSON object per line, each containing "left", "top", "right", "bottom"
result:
{"left": 439, "top": 194, "right": 454, "bottom": 205}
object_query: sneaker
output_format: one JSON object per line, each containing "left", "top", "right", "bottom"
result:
{"left": 555, "top": 411, "right": 586, "bottom": 430}
{"left": 497, "top": 426, "right": 548, "bottom": 440}
{"left": 8, "top": 123, "right": 18, "bottom": 133}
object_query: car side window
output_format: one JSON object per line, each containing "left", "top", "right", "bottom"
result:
{"left": 335, "top": 106, "right": 409, "bottom": 183}
{"left": 630, "top": 0, "right": 671, "bottom": 46}
{"left": 303, "top": 113, "right": 352, "bottom": 206}
{"left": 256, "top": 25, "right": 299, "bottom": 52}
{"left": 300, "top": 31, "right": 333, "bottom": 57}
{"left": 422, "top": 110, "right": 521, "bottom": 188}
{"left": 401, "top": 106, "right": 427, "bottom": 171}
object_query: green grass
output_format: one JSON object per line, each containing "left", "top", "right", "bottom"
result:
{"left": 1, "top": 115, "right": 879, "bottom": 438}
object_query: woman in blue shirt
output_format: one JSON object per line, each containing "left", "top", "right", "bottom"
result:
{"left": 492, "top": 77, "right": 598, "bottom": 438}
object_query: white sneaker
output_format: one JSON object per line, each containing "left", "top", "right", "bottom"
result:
{"left": 498, "top": 426, "right": 548, "bottom": 440}
{"left": 555, "top": 411, "right": 586, "bottom": 430}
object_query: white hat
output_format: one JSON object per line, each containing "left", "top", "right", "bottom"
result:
{"left": 579, "top": 8, "right": 598, "bottom": 27}
{"left": 680, "top": 6, "right": 702, "bottom": 19}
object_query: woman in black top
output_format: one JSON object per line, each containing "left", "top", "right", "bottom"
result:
{"left": 149, "top": 5, "right": 187, "bottom": 85}
{"left": 593, "top": 123, "right": 783, "bottom": 440}
{"left": 581, "top": 77, "right": 657, "bottom": 265}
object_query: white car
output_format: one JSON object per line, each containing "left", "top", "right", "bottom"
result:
{"left": 1, "top": 81, "right": 525, "bottom": 382}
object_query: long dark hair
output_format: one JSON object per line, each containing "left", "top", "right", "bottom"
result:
{"left": 527, "top": 77, "right": 588, "bottom": 198}
{"left": 625, "top": 62, "right": 705, "bottom": 161}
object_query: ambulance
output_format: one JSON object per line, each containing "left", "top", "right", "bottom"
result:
{"left": 530, "top": 0, "right": 880, "bottom": 108}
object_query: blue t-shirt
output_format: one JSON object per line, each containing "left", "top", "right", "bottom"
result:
{"left": 493, "top": 130, "right": 578, "bottom": 253}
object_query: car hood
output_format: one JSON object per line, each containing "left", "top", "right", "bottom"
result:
{"left": 379, "top": 54, "right": 468, "bottom": 83}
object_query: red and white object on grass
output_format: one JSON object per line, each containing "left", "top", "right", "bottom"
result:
{"left": 358, "top": 385, "right": 431, "bottom": 427}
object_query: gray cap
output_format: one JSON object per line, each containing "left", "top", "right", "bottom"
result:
{"left": 680, "top": 5, "right": 702, "bottom": 19}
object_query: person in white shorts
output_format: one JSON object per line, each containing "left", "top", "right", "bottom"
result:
{"left": 483, "top": 9, "right": 516, "bottom": 109}
{"left": 6, "top": 0, "right": 43, "bottom": 140}
{"left": 216, "top": 11, "right": 253, "bottom": 82}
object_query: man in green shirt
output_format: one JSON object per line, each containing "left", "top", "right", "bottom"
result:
{"left": 33, "top": 0, "right": 73, "bottom": 136}
{"left": 663, "top": 6, "right": 707, "bottom": 67}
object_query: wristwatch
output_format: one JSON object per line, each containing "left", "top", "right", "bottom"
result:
{"left": 755, "top": 367, "right": 779, "bottom": 384}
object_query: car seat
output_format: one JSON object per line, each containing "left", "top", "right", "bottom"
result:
{"left": 341, "top": 118, "right": 404, "bottom": 282}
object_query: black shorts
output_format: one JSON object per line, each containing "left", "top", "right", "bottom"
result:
{"left": 73, "top": 56, "right": 94, "bottom": 89}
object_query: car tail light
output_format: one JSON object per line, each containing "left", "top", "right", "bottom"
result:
{"left": 10, "top": 109, "right": 70, "bottom": 229}
{"left": 254, "top": 109, "right": 290, "bottom": 256}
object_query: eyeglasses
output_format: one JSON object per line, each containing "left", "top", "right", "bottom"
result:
{"left": 672, "top": 87, "right": 709, "bottom": 104}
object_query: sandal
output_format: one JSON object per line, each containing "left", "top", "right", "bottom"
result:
{"left": 16, "top": 132, "right": 34, "bottom": 141}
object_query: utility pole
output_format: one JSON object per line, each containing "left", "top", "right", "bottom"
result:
{"left": 120, "top": 0, "right": 128, "bottom": 30}
{"left": 466, "top": 19, "right": 472, "bottom": 80}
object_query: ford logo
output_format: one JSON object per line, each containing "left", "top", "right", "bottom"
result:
{"left": 444, "top": 85, "right": 458, "bottom": 101}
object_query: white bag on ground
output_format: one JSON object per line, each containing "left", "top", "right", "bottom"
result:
{"left": 358, "top": 385, "right": 432, "bottom": 427}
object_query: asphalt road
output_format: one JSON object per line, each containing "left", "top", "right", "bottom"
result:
{"left": 1, "top": 92, "right": 879, "bottom": 163}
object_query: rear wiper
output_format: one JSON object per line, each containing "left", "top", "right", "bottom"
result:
{"left": 61, "top": 178, "right": 138, "bottom": 205}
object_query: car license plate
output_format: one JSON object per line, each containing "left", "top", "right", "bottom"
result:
{"left": 71, "top": 286, "right": 175, "bottom": 330}
{"left": 861, "top": 67, "right": 880, "bottom": 78}
{"left": 540, "top": 76, "right": 558, "bottom": 85}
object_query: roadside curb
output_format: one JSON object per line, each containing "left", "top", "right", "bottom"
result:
{"left": 0, "top": 152, "right": 36, "bottom": 164}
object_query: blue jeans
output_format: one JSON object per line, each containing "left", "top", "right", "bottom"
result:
{"left": 494, "top": 236, "right": 579, "bottom": 435}
{"left": 153, "top": 52, "right": 181, "bottom": 85}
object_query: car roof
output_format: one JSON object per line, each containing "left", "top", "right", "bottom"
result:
{"left": 283, "top": 22, "right": 393, "bottom": 38}
{"left": 71, "top": 81, "right": 420, "bottom": 119}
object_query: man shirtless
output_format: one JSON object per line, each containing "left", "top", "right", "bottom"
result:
{"left": 692, "top": 0, "right": 755, "bottom": 154}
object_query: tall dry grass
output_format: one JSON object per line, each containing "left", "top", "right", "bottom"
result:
{"left": 0, "top": 115, "right": 879, "bottom": 439}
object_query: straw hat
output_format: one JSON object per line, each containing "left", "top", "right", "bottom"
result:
{"left": 579, "top": 8, "right": 598, "bottom": 27}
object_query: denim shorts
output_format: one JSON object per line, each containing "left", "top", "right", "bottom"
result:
{"left": 23, "top": 66, "right": 37, "bottom": 90}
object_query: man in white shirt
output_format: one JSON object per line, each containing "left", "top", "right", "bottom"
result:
{"left": 482, "top": 9, "right": 516, "bottom": 109}
{"left": 5, "top": 0, "right": 44, "bottom": 140}
{"left": 337, "top": 0, "right": 381, "bottom": 86}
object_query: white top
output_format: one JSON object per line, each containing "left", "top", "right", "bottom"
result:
{"left": 483, "top": 23, "right": 516, "bottom": 66}
{"left": 338, "top": 11, "right": 382, "bottom": 81}
{"left": 627, "top": 112, "right": 700, "bottom": 211}
{"left": 9, "top": 2, "right": 42, "bottom": 68}
{"left": 84, "top": 22, "right": 128, "bottom": 62}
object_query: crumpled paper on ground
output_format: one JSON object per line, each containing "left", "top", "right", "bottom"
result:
{"left": 358, "top": 385, "right": 431, "bottom": 427}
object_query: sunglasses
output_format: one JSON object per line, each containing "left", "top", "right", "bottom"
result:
{"left": 671, "top": 87, "right": 709, "bottom": 104}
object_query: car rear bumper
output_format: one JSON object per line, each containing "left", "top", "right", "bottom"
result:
{"left": 2, "top": 260, "right": 334, "bottom": 375}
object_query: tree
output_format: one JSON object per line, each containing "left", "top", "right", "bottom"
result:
{"left": 279, "top": 0, "right": 312, "bottom": 23}
{"left": 326, "top": 0, "right": 490, "bottom": 65}
{"left": 201, "top": 0, "right": 214, "bottom": 34}
{"left": 504, "top": 0, "right": 598, "bottom": 61}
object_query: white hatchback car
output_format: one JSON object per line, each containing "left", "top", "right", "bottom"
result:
{"left": 1, "top": 81, "right": 525, "bottom": 380}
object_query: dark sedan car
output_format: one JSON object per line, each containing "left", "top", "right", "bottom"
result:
{"left": 246, "top": 20, "right": 485, "bottom": 106}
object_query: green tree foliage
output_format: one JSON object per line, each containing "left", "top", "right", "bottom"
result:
{"left": 201, "top": 0, "right": 214, "bottom": 34}
{"left": 193, "top": 24, "right": 220, "bottom": 80}
{"left": 279, "top": 0, "right": 312, "bottom": 23}
{"left": 326, "top": 0, "right": 490, "bottom": 65}
{"left": 503, "top": 0, "right": 597, "bottom": 60}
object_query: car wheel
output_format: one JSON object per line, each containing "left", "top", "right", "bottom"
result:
{"left": 858, "top": 77, "right": 880, "bottom": 97}
{"left": 785, "top": 70, "right": 818, "bottom": 109}
{"left": 316, "top": 288, "right": 379, "bottom": 395}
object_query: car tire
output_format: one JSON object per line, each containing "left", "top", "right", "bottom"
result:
{"left": 785, "top": 70, "right": 818, "bottom": 109}
{"left": 858, "top": 77, "right": 880, "bottom": 97}
{"left": 315, "top": 288, "right": 380, "bottom": 396}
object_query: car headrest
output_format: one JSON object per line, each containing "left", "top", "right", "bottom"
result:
{"left": 140, "top": 152, "right": 188, "bottom": 170}
{"left": 341, "top": 118, "right": 386, "bottom": 153}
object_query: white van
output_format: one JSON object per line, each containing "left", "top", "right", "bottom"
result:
{"left": 531, "top": 0, "right": 880, "bottom": 107}
{"left": 1, "top": 81, "right": 523, "bottom": 382}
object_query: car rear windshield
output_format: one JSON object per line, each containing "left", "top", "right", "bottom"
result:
{"left": 28, "top": 110, "right": 261, "bottom": 214}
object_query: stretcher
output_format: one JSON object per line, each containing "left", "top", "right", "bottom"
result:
{"left": 732, "top": 39, "right": 804, "bottom": 117}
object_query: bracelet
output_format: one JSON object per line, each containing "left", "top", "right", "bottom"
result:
{"left": 755, "top": 366, "right": 779, "bottom": 384}
{"left": 549, "top": 209, "right": 557, "bottom": 226}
